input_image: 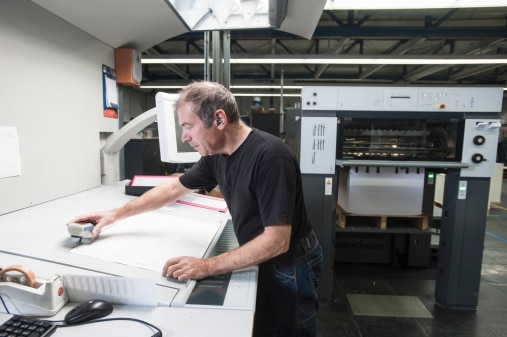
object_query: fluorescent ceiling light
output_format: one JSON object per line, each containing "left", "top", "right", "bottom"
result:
{"left": 138, "top": 85, "right": 300, "bottom": 97}
{"left": 231, "top": 85, "right": 302, "bottom": 89}
{"left": 140, "top": 85, "right": 185, "bottom": 89}
{"left": 232, "top": 93, "right": 300, "bottom": 97}
{"left": 231, "top": 57, "right": 507, "bottom": 65}
{"left": 140, "top": 84, "right": 302, "bottom": 90}
{"left": 143, "top": 57, "right": 204, "bottom": 64}
{"left": 142, "top": 54, "right": 507, "bottom": 65}
{"left": 324, "top": 0, "right": 507, "bottom": 10}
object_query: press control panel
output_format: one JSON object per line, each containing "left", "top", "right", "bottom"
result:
{"left": 301, "top": 86, "right": 503, "bottom": 112}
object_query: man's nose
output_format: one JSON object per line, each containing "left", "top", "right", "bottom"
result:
{"left": 181, "top": 130, "right": 190, "bottom": 142}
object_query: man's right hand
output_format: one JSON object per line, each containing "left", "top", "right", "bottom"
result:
{"left": 67, "top": 210, "right": 117, "bottom": 235}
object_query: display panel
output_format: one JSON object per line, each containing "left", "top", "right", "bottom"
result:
{"left": 156, "top": 92, "right": 201, "bottom": 164}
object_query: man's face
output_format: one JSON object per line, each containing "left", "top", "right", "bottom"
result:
{"left": 177, "top": 103, "right": 219, "bottom": 156}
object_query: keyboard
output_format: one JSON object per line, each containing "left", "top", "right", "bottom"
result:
{"left": 0, "top": 315, "right": 56, "bottom": 337}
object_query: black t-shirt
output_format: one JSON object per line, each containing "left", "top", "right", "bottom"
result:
{"left": 179, "top": 128, "right": 312, "bottom": 247}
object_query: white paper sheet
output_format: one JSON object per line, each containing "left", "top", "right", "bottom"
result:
{"left": 68, "top": 211, "right": 223, "bottom": 273}
{"left": 63, "top": 275, "right": 157, "bottom": 306}
{"left": 130, "top": 176, "right": 228, "bottom": 211}
{"left": 105, "top": 76, "right": 118, "bottom": 108}
{"left": 0, "top": 126, "right": 22, "bottom": 178}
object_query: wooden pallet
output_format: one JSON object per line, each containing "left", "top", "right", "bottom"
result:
{"left": 335, "top": 204, "right": 428, "bottom": 230}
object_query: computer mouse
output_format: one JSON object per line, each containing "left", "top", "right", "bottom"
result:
{"left": 64, "top": 299, "right": 113, "bottom": 324}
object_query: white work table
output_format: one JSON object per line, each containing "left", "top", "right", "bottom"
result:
{"left": 0, "top": 184, "right": 256, "bottom": 337}
{"left": 0, "top": 184, "right": 229, "bottom": 283}
{"left": 0, "top": 306, "right": 253, "bottom": 337}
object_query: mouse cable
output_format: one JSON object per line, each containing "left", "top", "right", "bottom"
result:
{"left": 49, "top": 317, "right": 163, "bottom": 337}
{"left": 0, "top": 296, "right": 10, "bottom": 314}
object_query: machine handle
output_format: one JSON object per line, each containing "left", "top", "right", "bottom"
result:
{"left": 336, "top": 159, "right": 469, "bottom": 169}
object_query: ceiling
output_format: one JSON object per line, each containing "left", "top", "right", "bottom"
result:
{"left": 30, "top": 1, "right": 507, "bottom": 91}
{"left": 142, "top": 6, "right": 507, "bottom": 90}
{"left": 30, "top": 0, "right": 188, "bottom": 51}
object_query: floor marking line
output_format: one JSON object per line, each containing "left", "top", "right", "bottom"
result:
{"left": 485, "top": 231, "right": 507, "bottom": 244}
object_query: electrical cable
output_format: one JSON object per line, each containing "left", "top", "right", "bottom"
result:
{"left": 0, "top": 296, "right": 10, "bottom": 314}
{"left": 48, "top": 317, "right": 163, "bottom": 337}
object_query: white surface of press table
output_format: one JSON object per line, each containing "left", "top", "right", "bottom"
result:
{"left": 0, "top": 184, "right": 255, "bottom": 337}
{"left": 0, "top": 184, "right": 229, "bottom": 289}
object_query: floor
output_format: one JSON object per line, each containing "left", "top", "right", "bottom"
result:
{"left": 317, "top": 181, "right": 507, "bottom": 337}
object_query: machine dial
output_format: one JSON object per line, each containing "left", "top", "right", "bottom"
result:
{"left": 471, "top": 153, "right": 484, "bottom": 163}
{"left": 473, "top": 135, "right": 486, "bottom": 146}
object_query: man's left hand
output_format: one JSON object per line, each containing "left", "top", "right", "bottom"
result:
{"left": 162, "top": 256, "right": 211, "bottom": 281}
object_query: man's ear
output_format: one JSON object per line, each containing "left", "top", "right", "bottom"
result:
{"left": 215, "top": 109, "right": 226, "bottom": 128}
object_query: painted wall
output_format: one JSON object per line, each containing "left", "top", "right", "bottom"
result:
{"left": 0, "top": 0, "right": 117, "bottom": 214}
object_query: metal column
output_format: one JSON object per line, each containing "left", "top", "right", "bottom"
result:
{"left": 435, "top": 171, "right": 491, "bottom": 309}
{"left": 210, "top": 30, "right": 231, "bottom": 88}
{"left": 302, "top": 174, "right": 336, "bottom": 300}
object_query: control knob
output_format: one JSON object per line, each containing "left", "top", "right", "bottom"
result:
{"left": 473, "top": 135, "right": 486, "bottom": 146}
{"left": 471, "top": 153, "right": 485, "bottom": 163}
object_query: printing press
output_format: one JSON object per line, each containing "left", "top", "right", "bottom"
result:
{"left": 287, "top": 86, "right": 503, "bottom": 309}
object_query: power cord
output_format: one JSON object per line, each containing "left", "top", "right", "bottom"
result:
{"left": 0, "top": 296, "right": 10, "bottom": 314}
{"left": 49, "top": 317, "right": 163, "bottom": 337}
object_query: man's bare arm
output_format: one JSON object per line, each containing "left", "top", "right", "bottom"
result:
{"left": 163, "top": 222, "right": 291, "bottom": 280}
{"left": 69, "top": 178, "right": 193, "bottom": 234}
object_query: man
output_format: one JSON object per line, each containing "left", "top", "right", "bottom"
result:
{"left": 70, "top": 81, "right": 323, "bottom": 336}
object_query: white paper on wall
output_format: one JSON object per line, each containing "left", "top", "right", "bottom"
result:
{"left": 0, "top": 126, "right": 22, "bottom": 178}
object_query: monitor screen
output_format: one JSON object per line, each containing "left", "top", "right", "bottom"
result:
{"left": 156, "top": 92, "right": 201, "bottom": 163}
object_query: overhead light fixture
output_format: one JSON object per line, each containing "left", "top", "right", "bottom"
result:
{"left": 138, "top": 85, "right": 300, "bottom": 97}
{"left": 231, "top": 85, "right": 302, "bottom": 89}
{"left": 232, "top": 93, "right": 301, "bottom": 97}
{"left": 142, "top": 54, "right": 507, "bottom": 65}
{"left": 231, "top": 56, "right": 507, "bottom": 65}
{"left": 142, "top": 56, "right": 205, "bottom": 64}
{"left": 324, "top": 0, "right": 507, "bottom": 10}
{"left": 140, "top": 85, "right": 185, "bottom": 89}
{"left": 140, "top": 84, "right": 302, "bottom": 90}
{"left": 165, "top": 0, "right": 288, "bottom": 31}
{"left": 140, "top": 83, "right": 507, "bottom": 94}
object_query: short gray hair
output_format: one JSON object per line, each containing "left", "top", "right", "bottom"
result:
{"left": 175, "top": 81, "right": 240, "bottom": 128}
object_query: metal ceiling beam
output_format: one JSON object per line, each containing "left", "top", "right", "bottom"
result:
{"left": 426, "top": 9, "right": 459, "bottom": 27}
{"left": 231, "top": 40, "right": 271, "bottom": 75}
{"left": 142, "top": 8, "right": 507, "bottom": 88}
{"left": 315, "top": 37, "right": 351, "bottom": 79}
{"left": 360, "top": 38, "right": 427, "bottom": 79}
{"left": 449, "top": 64, "right": 506, "bottom": 81}
{"left": 171, "top": 25, "right": 507, "bottom": 40}
{"left": 404, "top": 38, "right": 506, "bottom": 81}
{"left": 144, "top": 49, "right": 189, "bottom": 80}
{"left": 276, "top": 40, "right": 314, "bottom": 75}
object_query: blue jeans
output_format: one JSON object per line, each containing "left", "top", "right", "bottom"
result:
{"left": 253, "top": 233, "right": 323, "bottom": 337}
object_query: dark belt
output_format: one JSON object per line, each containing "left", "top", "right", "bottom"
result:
{"left": 271, "top": 230, "right": 318, "bottom": 265}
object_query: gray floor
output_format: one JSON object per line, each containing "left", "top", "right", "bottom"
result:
{"left": 317, "top": 180, "right": 507, "bottom": 337}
